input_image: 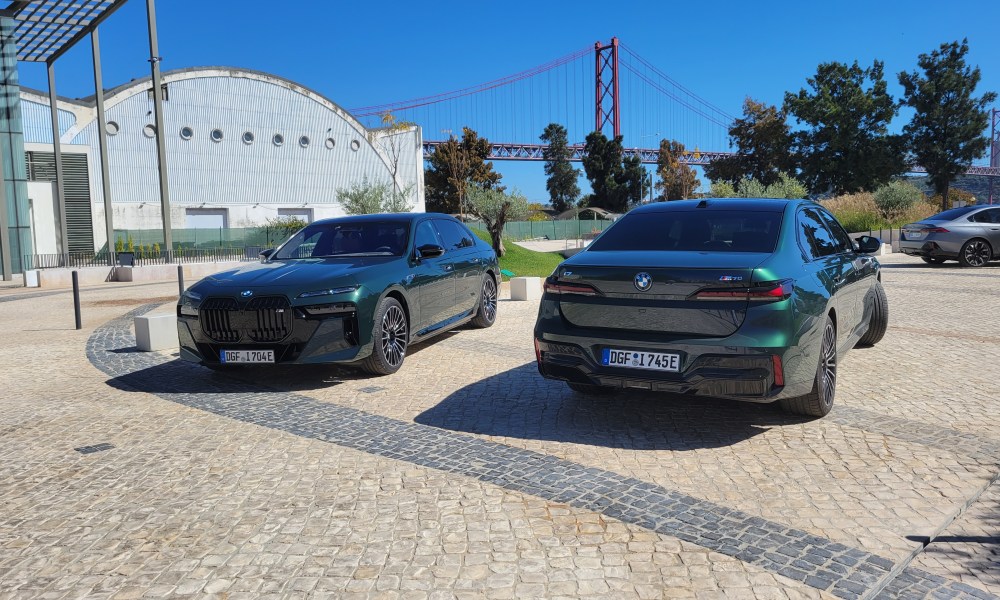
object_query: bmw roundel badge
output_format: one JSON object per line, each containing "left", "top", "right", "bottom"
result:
{"left": 634, "top": 272, "right": 653, "bottom": 292}
{"left": 241, "top": 290, "right": 254, "bottom": 298}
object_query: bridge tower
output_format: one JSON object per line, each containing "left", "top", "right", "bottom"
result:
{"left": 991, "top": 109, "right": 999, "bottom": 204}
{"left": 594, "top": 37, "right": 620, "bottom": 138}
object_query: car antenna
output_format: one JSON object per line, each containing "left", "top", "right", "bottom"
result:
{"left": 697, "top": 199, "right": 708, "bottom": 208}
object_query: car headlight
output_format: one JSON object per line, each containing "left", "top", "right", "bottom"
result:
{"left": 297, "top": 285, "right": 359, "bottom": 299}
{"left": 178, "top": 289, "right": 202, "bottom": 317}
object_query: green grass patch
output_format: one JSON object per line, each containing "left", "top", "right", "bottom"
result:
{"left": 473, "top": 229, "right": 564, "bottom": 279}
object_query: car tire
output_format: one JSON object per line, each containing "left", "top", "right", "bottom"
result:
{"left": 780, "top": 316, "right": 836, "bottom": 418}
{"left": 567, "top": 382, "right": 614, "bottom": 395}
{"left": 920, "top": 257, "right": 946, "bottom": 265}
{"left": 361, "top": 296, "right": 408, "bottom": 376}
{"left": 856, "top": 281, "right": 888, "bottom": 348}
{"left": 471, "top": 273, "right": 498, "bottom": 328}
{"left": 958, "top": 238, "right": 992, "bottom": 268}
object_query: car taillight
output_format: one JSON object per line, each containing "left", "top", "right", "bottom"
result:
{"left": 924, "top": 227, "right": 949, "bottom": 233}
{"left": 534, "top": 338, "right": 542, "bottom": 364}
{"left": 543, "top": 280, "right": 602, "bottom": 296}
{"left": 694, "top": 280, "right": 793, "bottom": 302}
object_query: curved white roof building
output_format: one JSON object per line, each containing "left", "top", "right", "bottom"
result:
{"left": 20, "top": 67, "right": 425, "bottom": 253}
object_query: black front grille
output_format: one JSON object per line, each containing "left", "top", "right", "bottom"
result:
{"left": 201, "top": 298, "right": 240, "bottom": 343}
{"left": 245, "top": 296, "right": 293, "bottom": 342}
{"left": 199, "top": 296, "right": 292, "bottom": 343}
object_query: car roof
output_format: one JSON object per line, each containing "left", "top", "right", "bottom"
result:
{"left": 310, "top": 212, "right": 455, "bottom": 226}
{"left": 630, "top": 198, "right": 798, "bottom": 214}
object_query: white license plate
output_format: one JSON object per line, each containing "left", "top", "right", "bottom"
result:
{"left": 602, "top": 348, "right": 680, "bottom": 372}
{"left": 220, "top": 350, "right": 274, "bottom": 364}
{"left": 904, "top": 230, "right": 924, "bottom": 240}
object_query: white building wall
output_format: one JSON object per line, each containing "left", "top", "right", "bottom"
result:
{"left": 19, "top": 68, "right": 425, "bottom": 251}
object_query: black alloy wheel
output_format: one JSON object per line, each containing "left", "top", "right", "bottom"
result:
{"left": 959, "top": 239, "right": 992, "bottom": 268}
{"left": 781, "top": 317, "right": 837, "bottom": 417}
{"left": 471, "top": 274, "right": 498, "bottom": 328}
{"left": 362, "top": 297, "right": 408, "bottom": 375}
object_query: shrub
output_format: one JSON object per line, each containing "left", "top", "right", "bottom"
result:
{"left": 821, "top": 193, "right": 882, "bottom": 232}
{"left": 928, "top": 188, "right": 977, "bottom": 209}
{"left": 873, "top": 181, "right": 924, "bottom": 221}
{"left": 709, "top": 181, "right": 736, "bottom": 198}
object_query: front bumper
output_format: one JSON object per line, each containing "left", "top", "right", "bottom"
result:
{"left": 535, "top": 337, "right": 785, "bottom": 401}
{"left": 177, "top": 301, "right": 364, "bottom": 365}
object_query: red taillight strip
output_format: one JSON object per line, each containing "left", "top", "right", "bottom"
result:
{"left": 924, "top": 227, "right": 949, "bottom": 233}
{"left": 694, "top": 280, "right": 793, "bottom": 302}
{"left": 772, "top": 355, "right": 784, "bottom": 387}
{"left": 543, "top": 280, "right": 602, "bottom": 296}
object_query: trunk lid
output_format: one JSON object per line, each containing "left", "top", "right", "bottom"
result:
{"left": 552, "top": 251, "right": 770, "bottom": 337}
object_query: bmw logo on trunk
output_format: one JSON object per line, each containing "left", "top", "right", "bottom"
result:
{"left": 634, "top": 272, "right": 653, "bottom": 292}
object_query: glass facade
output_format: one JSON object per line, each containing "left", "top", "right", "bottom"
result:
{"left": 0, "top": 16, "right": 30, "bottom": 275}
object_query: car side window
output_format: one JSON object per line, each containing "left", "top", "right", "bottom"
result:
{"left": 414, "top": 221, "right": 442, "bottom": 251}
{"left": 973, "top": 208, "right": 1000, "bottom": 223}
{"left": 815, "top": 209, "right": 854, "bottom": 254}
{"left": 797, "top": 209, "right": 839, "bottom": 260}
{"left": 434, "top": 220, "right": 473, "bottom": 251}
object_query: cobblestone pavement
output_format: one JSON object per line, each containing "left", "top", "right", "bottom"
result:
{"left": 0, "top": 253, "right": 998, "bottom": 598}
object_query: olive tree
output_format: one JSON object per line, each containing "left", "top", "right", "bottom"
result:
{"left": 466, "top": 185, "right": 529, "bottom": 257}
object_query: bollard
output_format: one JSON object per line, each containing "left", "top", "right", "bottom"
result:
{"left": 72, "top": 270, "right": 82, "bottom": 330}
{"left": 177, "top": 264, "right": 185, "bottom": 296}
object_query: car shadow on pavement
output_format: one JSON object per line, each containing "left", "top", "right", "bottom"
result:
{"left": 415, "top": 363, "right": 812, "bottom": 451}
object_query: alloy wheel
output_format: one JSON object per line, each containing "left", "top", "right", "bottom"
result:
{"left": 380, "top": 304, "right": 408, "bottom": 367}
{"left": 964, "top": 240, "right": 990, "bottom": 267}
{"left": 820, "top": 322, "right": 837, "bottom": 409}
{"left": 482, "top": 277, "right": 497, "bottom": 322}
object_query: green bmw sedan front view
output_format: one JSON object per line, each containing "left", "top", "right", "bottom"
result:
{"left": 177, "top": 213, "right": 499, "bottom": 375}
{"left": 533, "top": 198, "right": 888, "bottom": 417}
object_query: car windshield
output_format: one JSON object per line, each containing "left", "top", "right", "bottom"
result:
{"left": 273, "top": 220, "right": 409, "bottom": 259}
{"left": 587, "top": 210, "right": 783, "bottom": 253}
{"left": 926, "top": 206, "right": 978, "bottom": 221}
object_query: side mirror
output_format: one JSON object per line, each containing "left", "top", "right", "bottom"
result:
{"left": 416, "top": 244, "right": 445, "bottom": 259}
{"left": 259, "top": 248, "right": 275, "bottom": 260}
{"left": 855, "top": 236, "right": 881, "bottom": 254}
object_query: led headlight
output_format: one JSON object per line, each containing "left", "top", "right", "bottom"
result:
{"left": 297, "top": 285, "right": 359, "bottom": 299}
{"left": 178, "top": 289, "right": 202, "bottom": 317}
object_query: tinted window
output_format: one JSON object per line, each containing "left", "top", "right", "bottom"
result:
{"left": 414, "top": 221, "right": 443, "bottom": 249}
{"left": 434, "top": 219, "right": 475, "bottom": 251}
{"left": 815, "top": 209, "right": 854, "bottom": 254}
{"left": 929, "top": 206, "right": 978, "bottom": 221}
{"left": 587, "top": 210, "right": 782, "bottom": 253}
{"left": 971, "top": 208, "right": 1000, "bottom": 223}
{"left": 275, "top": 220, "right": 409, "bottom": 259}
{"left": 797, "top": 209, "right": 839, "bottom": 259}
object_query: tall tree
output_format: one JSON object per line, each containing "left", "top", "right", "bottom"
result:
{"left": 581, "top": 131, "right": 630, "bottom": 212}
{"left": 899, "top": 39, "right": 997, "bottom": 211}
{"left": 424, "top": 127, "right": 503, "bottom": 214}
{"left": 539, "top": 123, "right": 580, "bottom": 213}
{"left": 784, "top": 61, "right": 905, "bottom": 195}
{"left": 704, "top": 98, "right": 794, "bottom": 188}
{"left": 466, "top": 185, "right": 529, "bottom": 257}
{"left": 620, "top": 154, "right": 649, "bottom": 206}
{"left": 655, "top": 139, "right": 700, "bottom": 200}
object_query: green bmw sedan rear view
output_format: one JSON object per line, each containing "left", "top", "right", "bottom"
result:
{"left": 533, "top": 199, "right": 888, "bottom": 417}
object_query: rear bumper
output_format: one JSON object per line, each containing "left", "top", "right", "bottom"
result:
{"left": 534, "top": 335, "right": 806, "bottom": 402}
{"left": 898, "top": 239, "right": 960, "bottom": 258}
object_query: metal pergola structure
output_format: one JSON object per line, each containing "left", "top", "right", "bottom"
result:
{"left": 0, "top": 0, "right": 171, "bottom": 280}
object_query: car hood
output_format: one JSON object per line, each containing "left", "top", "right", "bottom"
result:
{"left": 200, "top": 257, "right": 388, "bottom": 289}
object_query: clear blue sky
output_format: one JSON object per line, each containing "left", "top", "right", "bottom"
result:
{"left": 17, "top": 0, "right": 1000, "bottom": 202}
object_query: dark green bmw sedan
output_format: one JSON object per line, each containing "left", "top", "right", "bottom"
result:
{"left": 177, "top": 213, "right": 498, "bottom": 375}
{"left": 534, "top": 199, "right": 888, "bottom": 417}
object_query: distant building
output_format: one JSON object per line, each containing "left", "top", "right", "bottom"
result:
{"left": 20, "top": 67, "right": 425, "bottom": 255}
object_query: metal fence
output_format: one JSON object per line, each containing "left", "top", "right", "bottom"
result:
{"left": 849, "top": 228, "right": 901, "bottom": 251}
{"left": 113, "top": 226, "right": 296, "bottom": 249}
{"left": 24, "top": 247, "right": 258, "bottom": 270}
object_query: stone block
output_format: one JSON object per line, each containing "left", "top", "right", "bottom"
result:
{"left": 134, "top": 313, "right": 178, "bottom": 352}
{"left": 510, "top": 277, "right": 542, "bottom": 301}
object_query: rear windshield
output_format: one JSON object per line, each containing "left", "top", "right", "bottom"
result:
{"left": 587, "top": 210, "right": 782, "bottom": 253}
{"left": 927, "top": 206, "right": 978, "bottom": 221}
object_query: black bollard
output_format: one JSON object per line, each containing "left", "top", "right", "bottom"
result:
{"left": 72, "top": 271, "right": 82, "bottom": 330}
{"left": 177, "top": 264, "right": 185, "bottom": 296}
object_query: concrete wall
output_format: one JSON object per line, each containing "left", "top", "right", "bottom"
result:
{"left": 26, "top": 181, "right": 57, "bottom": 255}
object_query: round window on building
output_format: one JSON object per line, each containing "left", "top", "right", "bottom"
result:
{"left": 211, "top": 129, "right": 224, "bottom": 143}
{"left": 179, "top": 126, "right": 193, "bottom": 140}
{"left": 273, "top": 133, "right": 284, "bottom": 146}
{"left": 142, "top": 124, "right": 157, "bottom": 138}
{"left": 350, "top": 139, "right": 361, "bottom": 151}
{"left": 106, "top": 121, "right": 120, "bottom": 136}
{"left": 242, "top": 131, "right": 255, "bottom": 145}
{"left": 299, "top": 135, "right": 310, "bottom": 148}
{"left": 324, "top": 137, "right": 335, "bottom": 150}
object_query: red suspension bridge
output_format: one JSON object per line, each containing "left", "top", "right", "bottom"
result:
{"left": 349, "top": 38, "right": 1000, "bottom": 177}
